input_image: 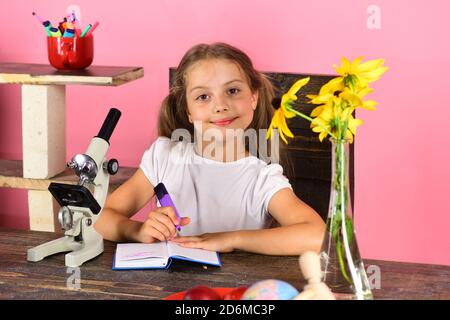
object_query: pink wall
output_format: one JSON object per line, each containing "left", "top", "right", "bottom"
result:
{"left": 1, "top": 0, "right": 449, "bottom": 266}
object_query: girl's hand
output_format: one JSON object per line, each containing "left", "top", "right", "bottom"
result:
{"left": 136, "top": 206, "right": 190, "bottom": 243}
{"left": 171, "top": 232, "right": 239, "bottom": 253}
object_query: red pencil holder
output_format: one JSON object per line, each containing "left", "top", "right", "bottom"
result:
{"left": 47, "top": 35, "right": 94, "bottom": 70}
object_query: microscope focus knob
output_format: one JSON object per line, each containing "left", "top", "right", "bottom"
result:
{"left": 105, "top": 159, "right": 119, "bottom": 175}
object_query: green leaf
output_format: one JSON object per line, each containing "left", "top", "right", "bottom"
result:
{"left": 332, "top": 214, "right": 340, "bottom": 241}
{"left": 345, "top": 216, "right": 355, "bottom": 245}
{"left": 336, "top": 239, "right": 352, "bottom": 285}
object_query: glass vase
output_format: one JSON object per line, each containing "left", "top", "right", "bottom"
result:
{"left": 319, "top": 138, "right": 373, "bottom": 300}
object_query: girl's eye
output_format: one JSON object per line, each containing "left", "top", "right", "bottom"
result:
{"left": 228, "top": 88, "right": 240, "bottom": 95}
{"left": 196, "top": 94, "right": 209, "bottom": 101}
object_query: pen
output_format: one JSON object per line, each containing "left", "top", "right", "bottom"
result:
{"left": 154, "top": 183, "right": 182, "bottom": 232}
{"left": 43, "top": 21, "right": 52, "bottom": 37}
{"left": 58, "top": 24, "right": 65, "bottom": 34}
{"left": 63, "top": 29, "right": 75, "bottom": 38}
{"left": 32, "top": 12, "right": 52, "bottom": 36}
{"left": 49, "top": 27, "right": 62, "bottom": 37}
{"left": 80, "top": 24, "right": 92, "bottom": 37}
{"left": 32, "top": 12, "right": 44, "bottom": 24}
{"left": 85, "top": 21, "right": 99, "bottom": 37}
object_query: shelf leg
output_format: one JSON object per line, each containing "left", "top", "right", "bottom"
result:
{"left": 28, "top": 190, "right": 58, "bottom": 232}
{"left": 22, "top": 84, "right": 66, "bottom": 231}
{"left": 22, "top": 84, "right": 66, "bottom": 178}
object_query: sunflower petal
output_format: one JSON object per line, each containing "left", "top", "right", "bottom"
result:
{"left": 345, "top": 130, "right": 354, "bottom": 143}
{"left": 320, "top": 77, "right": 344, "bottom": 95}
{"left": 311, "top": 105, "right": 324, "bottom": 117}
{"left": 351, "top": 56, "right": 364, "bottom": 70}
{"left": 335, "top": 57, "right": 351, "bottom": 75}
{"left": 361, "top": 100, "right": 377, "bottom": 111}
{"left": 278, "top": 128, "right": 288, "bottom": 144}
{"left": 287, "top": 77, "right": 310, "bottom": 96}
{"left": 279, "top": 116, "right": 294, "bottom": 138}
{"left": 357, "top": 59, "right": 385, "bottom": 73}
{"left": 358, "top": 66, "right": 388, "bottom": 82}
{"left": 319, "top": 131, "right": 328, "bottom": 142}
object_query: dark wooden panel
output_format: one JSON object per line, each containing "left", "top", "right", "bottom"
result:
{"left": 169, "top": 69, "right": 354, "bottom": 221}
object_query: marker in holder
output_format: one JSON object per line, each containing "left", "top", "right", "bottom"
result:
{"left": 63, "top": 29, "right": 75, "bottom": 38}
{"left": 49, "top": 27, "right": 62, "bottom": 37}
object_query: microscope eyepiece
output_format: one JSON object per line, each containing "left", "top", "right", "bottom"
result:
{"left": 96, "top": 108, "right": 121, "bottom": 143}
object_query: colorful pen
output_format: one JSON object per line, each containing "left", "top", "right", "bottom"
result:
{"left": 80, "top": 24, "right": 92, "bottom": 37}
{"left": 49, "top": 27, "right": 62, "bottom": 37}
{"left": 33, "top": 12, "right": 52, "bottom": 36}
{"left": 63, "top": 29, "right": 75, "bottom": 38}
{"left": 32, "top": 12, "right": 44, "bottom": 24}
{"left": 85, "top": 21, "right": 99, "bottom": 37}
{"left": 43, "top": 21, "right": 52, "bottom": 37}
{"left": 154, "top": 183, "right": 182, "bottom": 232}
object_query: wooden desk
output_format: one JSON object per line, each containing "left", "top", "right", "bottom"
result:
{"left": 0, "top": 229, "right": 449, "bottom": 300}
{"left": 0, "top": 63, "right": 143, "bottom": 232}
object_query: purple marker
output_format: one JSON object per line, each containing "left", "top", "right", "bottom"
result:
{"left": 154, "top": 182, "right": 182, "bottom": 231}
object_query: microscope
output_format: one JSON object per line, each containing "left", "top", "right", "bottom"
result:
{"left": 27, "top": 108, "right": 121, "bottom": 267}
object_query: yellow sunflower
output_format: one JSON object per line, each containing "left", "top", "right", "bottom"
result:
{"left": 266, "top": 77, "right": 310, "bottom": 144}
{"left": 333, "top": 56, "right": 388, "bottom": 91}
{"left": 266, "top": 56, "right": 386, "bottom": 145}
{"left": 266, "top": 108, "right": 294, "bottom": 144}
{"left": 310, "top": 97, "right": 363, "bottom": 143}
{"left": 339, "top": 89, "right": 378, "bottom": 111}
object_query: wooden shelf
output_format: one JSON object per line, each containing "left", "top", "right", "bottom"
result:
{"left": 0, "top": 63, "right": 144, "bottom": 86}
{"left": 0, "top": 160, "right": 136, "bottom": 193}
{"left": 0, "top": 62, "right": 144, "bottom": 231}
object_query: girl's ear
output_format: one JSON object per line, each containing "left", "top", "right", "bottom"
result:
{"left": 251, "top": 91, "right": 259, "bottom": 111}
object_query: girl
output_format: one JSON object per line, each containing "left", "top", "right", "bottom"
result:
{"left": 95, "top": 43, "right": 325, "bottom": 255}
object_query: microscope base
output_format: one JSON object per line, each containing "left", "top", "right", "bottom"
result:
{"left": 27, "top": 236, "right": 81, "bottom": 262}
{"left": 65, "top": 236, "right": 104, "bottom": 268}
{"left": 27, "top": 218, "right": 104, "bottom": 267}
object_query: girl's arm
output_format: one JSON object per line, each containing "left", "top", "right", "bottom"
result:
{"left": 173, "top": 188, "right": 325, "bottom": 255}
{"left": 232, "top": 187, "right": 325, "bottom": 255}
{"left": 94, "top": 168, "right": 154, "bottom": 242}
{"left": 95, "top": 168, "right": 190, "bottom": 243}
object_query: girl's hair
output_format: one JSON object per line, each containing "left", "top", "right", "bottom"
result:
{"left": 157, "top": 42, "right": 293, "bottom": 176}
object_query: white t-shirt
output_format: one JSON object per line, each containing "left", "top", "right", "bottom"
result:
{"left": 139, "top": 137, "right": 292, "bottom": 236}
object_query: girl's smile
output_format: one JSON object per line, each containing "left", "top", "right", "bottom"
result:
{"left": 210, "top": 116, "right": 238, "bottom": 126}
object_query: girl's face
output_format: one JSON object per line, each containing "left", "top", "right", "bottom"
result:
{"left": 185, "top": 59, "right": 258, "bottom": 137}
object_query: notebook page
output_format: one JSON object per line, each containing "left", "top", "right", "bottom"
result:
{"left": 114, "top": 242, "right": 169, "bottom": 269}
{"left": 167, "top": 241, "right": 220, "bottom": 265}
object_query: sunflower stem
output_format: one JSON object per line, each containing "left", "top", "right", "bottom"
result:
{"left": 285, "top": 105, "right": 337, "bottom": 139}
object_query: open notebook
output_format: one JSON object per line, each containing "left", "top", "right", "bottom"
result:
{"left": 113, "top": 242, "right": 222, "bottom": 270}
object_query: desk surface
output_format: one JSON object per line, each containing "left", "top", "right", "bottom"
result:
{"left": 1, "top": 229, "right": 449, "bottom": 300}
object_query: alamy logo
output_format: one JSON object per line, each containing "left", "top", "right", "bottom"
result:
{"left": 367, "top": 264, "right": 381, "bottom": 289}
{"left": 66, "top": 267, "right": 81, "bottom": 290}
{"left": 171, "top": 124, "right": 280, "bottom": 165}
{"left": 367, "top": 5, "right": 381, "bottom": 30}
